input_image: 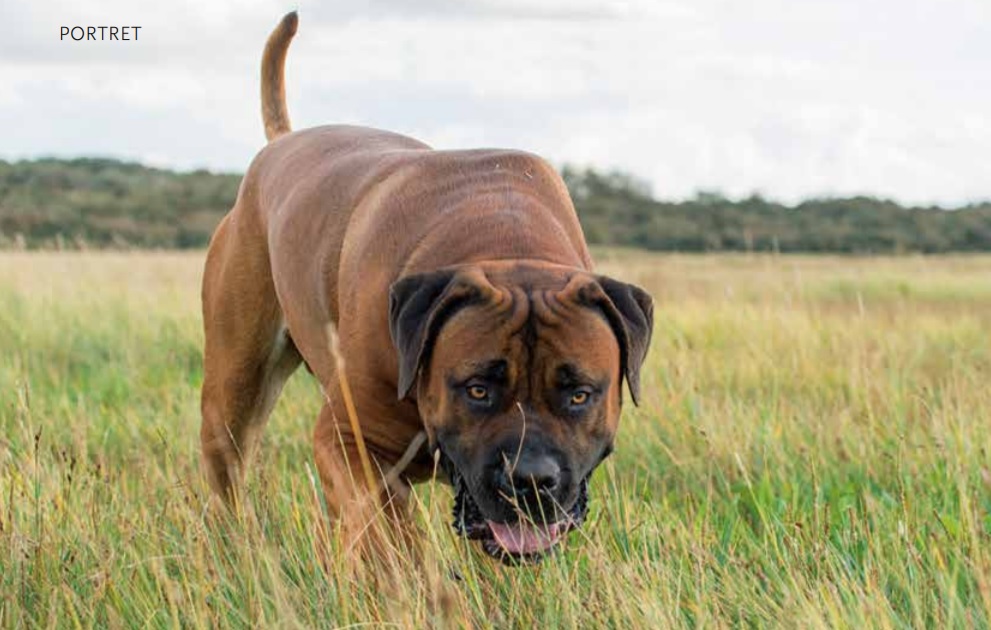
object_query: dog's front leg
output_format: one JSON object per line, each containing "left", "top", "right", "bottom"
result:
{"left": 312, "top": 401, "right": 420, "bottom": 566}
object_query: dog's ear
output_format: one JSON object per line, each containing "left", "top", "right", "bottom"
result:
{"left": 577, "top": 275, "right": 654, "bottom": 405}
{"left": 389, "top": 269, "right": 486, "bottom": 400}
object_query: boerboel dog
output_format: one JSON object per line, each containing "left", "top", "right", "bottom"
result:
{"left": 200, "top": 12, "right": 653, "bottom": 563}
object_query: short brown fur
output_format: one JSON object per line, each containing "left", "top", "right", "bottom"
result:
{"left": 200, "top": 13, "right": 653, "bottom": 558}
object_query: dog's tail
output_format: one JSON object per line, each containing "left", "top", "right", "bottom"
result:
{"left": 261, "top": 11, "right": 298, "bottom": 142}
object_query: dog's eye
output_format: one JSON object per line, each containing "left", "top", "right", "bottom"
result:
{"left": 467, "top": 385, "right": 489, "bottom": 401}
{"left": 570, "top": 389, "right": 591, "bottom": 406}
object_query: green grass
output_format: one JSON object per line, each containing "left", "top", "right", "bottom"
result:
{"left": 2, "top": 251, "right": 990, "bottom": 627}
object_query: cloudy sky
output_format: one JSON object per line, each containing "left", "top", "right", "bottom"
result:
{"left": 1, "top": 0, "right": 989, "bottom": 205}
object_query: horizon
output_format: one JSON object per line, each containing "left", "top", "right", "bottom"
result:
{"left": 5, "top": 154, "right": 989, "bottom": 210}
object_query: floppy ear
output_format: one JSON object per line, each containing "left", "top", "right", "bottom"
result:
{"left": 388, "top": 270, "right": 485, "bottom": 400}
{"left": 585, "top": 276, "right": 654, "bottom": 405}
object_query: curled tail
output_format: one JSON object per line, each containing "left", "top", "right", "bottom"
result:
{"left": 261, "top": 11, "right": 298, "bottom": 142}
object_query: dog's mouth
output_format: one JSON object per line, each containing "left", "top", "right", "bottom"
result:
{"left": 442, "top": 453, "right": 590, "bottom": 563}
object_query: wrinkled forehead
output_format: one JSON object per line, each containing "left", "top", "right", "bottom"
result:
{"left": 433, "top": 282, "right": 619, "bottom": 378}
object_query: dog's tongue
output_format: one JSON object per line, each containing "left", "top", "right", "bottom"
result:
{"left": 486, "top": 521, "right": 562, "bottom": 555}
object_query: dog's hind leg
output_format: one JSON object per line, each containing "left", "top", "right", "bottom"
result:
{"left": 200, "top": 212, "right": 302, "bottom": 506}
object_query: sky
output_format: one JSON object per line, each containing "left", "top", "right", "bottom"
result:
{"left": 1, "top": 0, "right": 989, "bottom": 205}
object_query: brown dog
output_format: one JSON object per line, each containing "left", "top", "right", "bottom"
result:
{"left": 200, "top": 12, "right": 653, "bottom": 562}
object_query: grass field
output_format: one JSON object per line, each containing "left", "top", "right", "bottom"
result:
{"left": 2, "top": 251, "right": 990, "bottom": 628}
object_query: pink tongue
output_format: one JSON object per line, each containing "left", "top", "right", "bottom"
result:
{"left": 487, "top": 521, "right": 562, "bottom": 554}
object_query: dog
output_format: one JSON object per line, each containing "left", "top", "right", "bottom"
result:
{"left": 199, "top": 11, "right": 653, "bottom": 563}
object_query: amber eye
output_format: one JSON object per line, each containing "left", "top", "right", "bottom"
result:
{"left": 467, "top": 385, "right": 489, "bottom": 401}
{"left": 570, "top": 390, "right": 590, "bottom": 406}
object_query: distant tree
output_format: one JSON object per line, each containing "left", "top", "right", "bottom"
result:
{"left": 1, "top": 158, "right": 989, "bottom": 252}
{"left": 0, "top": 158, "right": 240, "bottom": 249}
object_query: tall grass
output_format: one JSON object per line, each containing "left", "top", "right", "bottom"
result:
{"left": 1, "top": 251, "right": 990, "bottom": 627}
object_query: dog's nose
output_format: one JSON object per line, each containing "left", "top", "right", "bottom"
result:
{"left": 496, "top": 455, "right": 561, "bottom": 504}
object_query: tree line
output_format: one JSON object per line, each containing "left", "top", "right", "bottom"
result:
{"left": 1, "top": 157, "right": 988, "bottom": 252}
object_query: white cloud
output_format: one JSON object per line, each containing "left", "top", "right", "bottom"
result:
{"left": 0, "top": 0, "right": 988, "bottom": 205}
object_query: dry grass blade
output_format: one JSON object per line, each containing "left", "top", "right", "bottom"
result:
{"left": 326, "top": 323, "right": 379, "bottom": 497}
{"left": 2, "top": 251, "right": 991, "bottom": 627}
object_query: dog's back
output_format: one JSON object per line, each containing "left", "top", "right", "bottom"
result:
{"left": 244, "top": 14, "right": 592, "bottom": 332}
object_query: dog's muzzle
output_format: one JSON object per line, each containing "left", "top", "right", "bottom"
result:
{"left": 438, "top": 447, "right": 590, "bottom": 564}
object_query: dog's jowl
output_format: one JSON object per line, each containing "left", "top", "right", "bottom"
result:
{"left": 199, "top": 11, "right": 653, "bottom": 563}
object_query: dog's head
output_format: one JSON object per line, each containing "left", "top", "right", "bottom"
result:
{"left": 389, "top": 261, "right": 652, "bottom": 562}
